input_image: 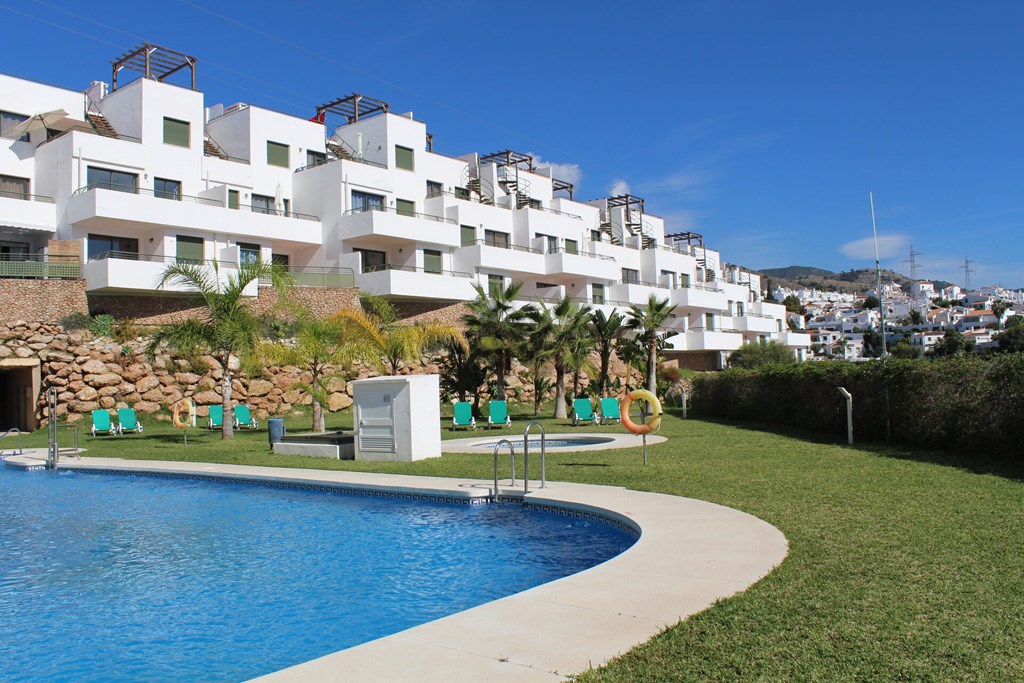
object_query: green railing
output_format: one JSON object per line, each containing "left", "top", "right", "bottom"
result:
{"left": 0, "top": 255, "right": 81, "bottom": 279}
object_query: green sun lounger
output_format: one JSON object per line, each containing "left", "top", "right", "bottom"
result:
{"left": 599, "top": 397, "right": 621, "bottom": 425}
{"left": 208, "top": 405, "right": 223, "bottom": 430}
{"left": 90, "top": 409, "right": 115, "bottom": 437}
{"left": 487, "top": 400, "right": 511, "bottom": 429}
{"left": 452, "top": 401, "right": 476, "bottom": 430}
{"left": 117, "top": 408, "right": 143, "bottom": 434}
{"left": 234, "top": 405, "right": 258, "bottom": 430}
{"left": 572, "top": 398, "right": 598, "bottom": 426}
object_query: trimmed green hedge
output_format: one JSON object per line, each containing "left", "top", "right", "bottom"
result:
{"left": 690, "top": 355, "right": 1024, "bottom": 457}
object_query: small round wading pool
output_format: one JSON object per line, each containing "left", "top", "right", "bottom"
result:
{"left": 474, "top": 436, "right": 615, "bottom": 449}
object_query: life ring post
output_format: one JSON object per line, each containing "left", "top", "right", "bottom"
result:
{"left": 619, "top": 389, "right": 663, "bottom": 465}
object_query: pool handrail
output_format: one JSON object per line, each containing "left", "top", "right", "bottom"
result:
{"left": 522, "top": 421, "right": 548, "bottom": 490}
{"left": 492, "top": 439, "right": 516, "bottom": 498}
{"left": 0, "top": 428, "right": 24, "bottom": 457}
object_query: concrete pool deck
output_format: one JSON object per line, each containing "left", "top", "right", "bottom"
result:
{"left": 443, "top": 431, "right": 667, "bottom": 453}
{"left": 15, "top": 456, "right": 788, "bottom": 681}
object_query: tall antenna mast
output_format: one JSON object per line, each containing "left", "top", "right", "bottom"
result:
{"left": 869, "top": 192, "right": 887, "bottom": 357}
{"left": 960, "top": 256, "right": 974, "bottom": 291}
{"left": 903, "top": 244, "right": 924, "bottom": 280}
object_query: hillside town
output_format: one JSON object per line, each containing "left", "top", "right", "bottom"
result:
{"left": 772, "top": 279, "right": 1024, "bottom": 359}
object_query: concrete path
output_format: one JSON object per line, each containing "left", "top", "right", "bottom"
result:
{"left": 42, "top": 458, "right": 787, "bottom": 682}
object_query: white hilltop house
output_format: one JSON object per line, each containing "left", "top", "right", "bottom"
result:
{"left": 0, "top": 43, "right": 810, "bottom": 370}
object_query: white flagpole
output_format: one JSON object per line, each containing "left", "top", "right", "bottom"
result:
{"left": 869, "top": 192, "right": 887, "bottom": 357}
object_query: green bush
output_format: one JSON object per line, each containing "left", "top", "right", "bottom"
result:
{"left": 59, "top": 312, "right": 92, "bottom": 331}
{"left": 88, "top": 314, "right": 116, "bottom": 337}
{"left": 691, "top": 355, "right": 1024, "bottom": 458}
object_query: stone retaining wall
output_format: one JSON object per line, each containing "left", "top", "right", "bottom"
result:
{"left": 0, "top": 279, "right": 88, "bottom": 324}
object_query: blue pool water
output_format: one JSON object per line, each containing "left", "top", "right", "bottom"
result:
{"left": 0, "top": 466, "right": 635, "bottom": 682}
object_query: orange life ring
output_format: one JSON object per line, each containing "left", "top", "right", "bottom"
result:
{"left": 620, "top": 390, "right": 663, "bottom": 435}
{"left": 172, "top": 398, "right": 196, "bottom": 430}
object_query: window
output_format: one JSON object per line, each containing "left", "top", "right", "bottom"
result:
{"left": 680, "top": 273, "right": 691, "bottom": 288}
{"left": 0, "top": 110, "right": 29, "bottom": 142}
{"left": 306, "top": 150, "right": 326, "bottom": 167}
{"left": 426, "top": 180, "right": 443, "bottom": 197}
{"left": 423, "top": 249, "right": 442, "bottom": 274}
{"left": 484, "top": 230, "right": 510, "bottom": 249}
{"left": 154, "top": 178, "right": 181, "bottom": 200}
{"left": 396, "top": 199, "right": 415, "bottom": 217}
{"left": 267, "top": 141, "right": 289, "bottom": 168}
{"left": 351, "top": 190, "right": 384, "bottom": 213}
{"left": 252, "top": 194, "right": 275, "bottom": 215}
{"left": 592, "top": 283, "right": 605, "bottom": 305}
{"left": 354, "top": 248, "right": 386, "bottom": 273}
{"left": 622, "top": 268, "right": 639, "bottom": 285}
{"left": 163, "top": 117, "right": 190, "bottom": 147}
{"left": 736, "top": 302, "right": 745, "bottom": 317}
{"left": 591, "top": 229, "right": 602, "bottom": 242}
{"left": 454, "top": 186, "right": 470, "bottom": 200}
{"left": 661, "top": 269, "right": 676, "bottom": 288}
{"left": 87, "top": 166, "right": 138, "bottom": 193}
{"left": 0, "top": 175, "right": 30, "bottom": 200}
{"left": 283, "top": 198, "right": 291, "bottom": 216}
{"left": 488, "top": 274, "right": 504, "bottom": 296}
{"left": 228, "top": 189, "right": 239, "bottom": 209}
{"left": 272, "top": 253, "right": 290, "bottom": 267}
{"left": 87, "top": 234, "right": 139, "bottom": 259}
{"left": 564, "top": 239, "right": 578, "bottom": 255}
{"left": 460, "top": 225, "right": 476, "bottom": 247}
{"left": 238, "top": 242, "right": 261, "bottom": 266}
{"left": 536, "top": 233, "right": 557, "bottom": 254}
{"left": 528, "top": 198, "right": 542, "bottom": 210}
{"left": 176, "top": 235, "right": 204, "bottom": 263}
{"left": 705, "top": 313, "right": 715, "bottom": 332}
{"left": 0, "top": 240, "right": 29, "bottom": 260}
{"left": 395, "top": 145, "right": 414, "bottom": 171}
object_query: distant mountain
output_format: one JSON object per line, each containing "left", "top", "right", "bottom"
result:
{"left": 759, "top": 265, "right": 835, "bottom": 280}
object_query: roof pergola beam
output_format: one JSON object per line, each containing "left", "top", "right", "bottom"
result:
{"left": 111, "top": 43, "right": 197, "bottom": 91}
{"left": 316, "top": 93, "right": 390, "bottom": 124}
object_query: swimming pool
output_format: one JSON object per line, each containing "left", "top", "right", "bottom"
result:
{"left": 472, "top": 436, "right": 616, "bottom": 449}
{"left": 0, "top": 466, "right": 636, "bottom": 682}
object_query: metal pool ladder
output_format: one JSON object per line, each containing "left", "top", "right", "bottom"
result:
{"left": 523, "top": 421, "right": 547, "bottom": 489}
{"left": 491, "top": 439, "right": 516, "bottom": 499}
{"left": 0, "top": 428, "right": 24, "bottom": 458}
{"left": 45, "top": 387, "right": 80, "bottom": 470}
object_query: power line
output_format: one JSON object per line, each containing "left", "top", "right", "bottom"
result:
{"left": 959, "top": 256, "right": 974, "bottom": 291}
{"left": 902, "top": 243, "right": 924, "bottom": 280}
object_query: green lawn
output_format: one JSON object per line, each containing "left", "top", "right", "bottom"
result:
{"left": 18, "top": 407, "right": 1024, "bottom": 681}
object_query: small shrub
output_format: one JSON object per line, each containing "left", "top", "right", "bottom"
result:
{"left": 59, "top": 312, "right": 91, "bottom": 331}
{"left": 112, "top": 318, "right": 141, "bottom": 343}
{"left": 88, "top": 314, "right": 116, "bottom": 337}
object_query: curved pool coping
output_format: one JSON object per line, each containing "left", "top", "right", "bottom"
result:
{"left": 443, "top": 431, "right": 667, "bottom": 453}
{"left": 22, "top": 456, "right": 787, "bottom": 682}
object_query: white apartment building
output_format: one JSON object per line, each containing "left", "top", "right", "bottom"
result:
{"left": 0, "top": 44, "right": 810, "bottom": 369}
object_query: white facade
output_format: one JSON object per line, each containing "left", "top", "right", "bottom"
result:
{"left": 1, "top": 63, "right": 808, "bottom": 364}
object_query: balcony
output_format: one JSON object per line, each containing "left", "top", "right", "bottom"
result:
{"left": 0, "top": 254, "right": 80, "bottom": 280}
{"left": 669, "top": 283, "right": 728, "bottom": 311}
{"left": 457, "top": 239, "right": 544, "bottom": 275}
{"left": 544, "top": 247, "right": 619, "bottom": 281}
{"left": 731, "top": 313, "right": 781, "bottom": 334}
{"left": 0, "top": 189, "right": 57, "bottom": 233}
{"left": 260, "top": 266, "right": 355, "bottom": 288}
{"left": 779, "top": 330, "right": 812, "bottom": 348}
{"left": 67, "top": 184, "right": 322, "bottom": 246}
{"left": 338, "top": 206, "right": 459, "bottom": 247}
{"left": 82, "top": 251, "right": 257, "bottom": 296}
{"left": 610, "top": 280, "right": 669, "bottom": 304}
{"left": 356, "top": 264, "right": 477, "bottom": 300}
{"left": 665, "top": 328, "right": 744, "bottom": 353}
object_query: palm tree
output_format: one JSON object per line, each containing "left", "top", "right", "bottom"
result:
{"left": 991, "top": 299, "right": 1010, "bottom": 329}
{"left": 614, "top": 335, "right": 646, "bottom": 389}
{"left": 147, "top": 260, "right": 286, "bottom": 440}
{"left": 248, "top": 309, "right": 369, "bottom": 432}
{"left": 520, "top": 310, "right": 554, "bottom": 415}
{"left": 332, "top": 295, "right": 466, "bottom": 375}
{"left": 463, "top": 282, "right": 535, "bottom": 402}
{"left": 625, "top": 294, "right": 678, "bottom": 395}
{"left": 567, "top": 333, "right": 597, "bottom": 399}
{"left": 530, "top": 295, "right": 593, "bottom": 419}
{"left": 590, "top": 309, "right": 624, "bottom": 396}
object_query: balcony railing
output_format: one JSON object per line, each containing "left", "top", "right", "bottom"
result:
{"left": 522, "top": 205, "right": 583, "bottom": 220}
{"left": 260, "top": 266, "right": 355, "bottom": 288}
{"left": 0, "top": 189, "right": 54, "bottom": 203}
{"left": 295, "top": 155, "right": 388, "bottom": 173}
{"left": 363, "top": 263, "right": 472, "bottom": 278}
{"left": 87, "top": 250, "right": 230, "bottom": 268}
{"left": 426, "top": 189, "right": 505, "bottom": 208}
{"left": 343, "top": 205, "right": 456, "bottom": 224}
{"left": 547, "top": 246, "right": 615, "bottom": 261}
{"left": 618, "top": 279, "right": 668, "bottom": 288}
{"left": 71, "top": 183, "right": 319, "bottom": 221}
{"left": 470, "top": 239, "right": 543, "bottom": 254}
{"left": 0, "top": 254, "right": 81, "bottom": 279}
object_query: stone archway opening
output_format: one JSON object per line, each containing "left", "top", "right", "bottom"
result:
{"left": 0, "top": 359, "right": 40, "bottom": 432}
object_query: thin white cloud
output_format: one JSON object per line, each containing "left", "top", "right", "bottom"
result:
{"left": 840, "top": 234, "right": 909, "bottom": 260}
{"left": 609, "top": 178, "right": 631, "bottom": 196}
{"left": 635, "top": 170, "right": 715, "bottom": 201}
{"left": 529, "top": 153, "right": 582, "bottom": 187}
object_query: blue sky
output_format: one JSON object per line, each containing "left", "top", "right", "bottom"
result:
{"left": 3, "top": 1, "right": 1022, "bottom": 287}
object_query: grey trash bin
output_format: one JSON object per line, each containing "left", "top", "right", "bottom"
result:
{"left": 268, "top": 418, "right": 285, "bottom": 448}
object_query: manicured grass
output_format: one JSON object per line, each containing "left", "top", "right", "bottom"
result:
{"left": 17, "top": 407, "right": 1024, "bottom": 680}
